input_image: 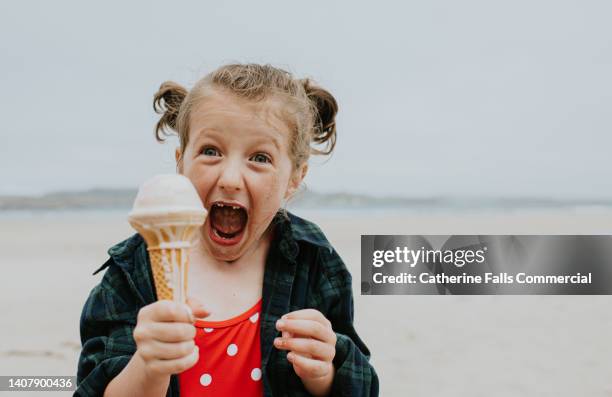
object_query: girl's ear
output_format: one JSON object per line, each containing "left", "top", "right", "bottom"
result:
{"left": 175, "top": 147, "right": 183, "bottom": 173}
{"left": 285, "top": 163, "right": 308, "bottom": 199}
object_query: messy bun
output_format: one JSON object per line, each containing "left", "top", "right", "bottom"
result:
{"left": 153, "top": 81, "right": 188, "bottom": 142}
{"left": 302, "top": 79, "right": 338, "bottom": 156}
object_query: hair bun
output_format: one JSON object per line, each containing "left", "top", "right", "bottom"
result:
{"left": 302, "top": 79, "right": 338, "bottom": 156}
{"left": 153, "top": 81, "right": 188, "bottom": 141}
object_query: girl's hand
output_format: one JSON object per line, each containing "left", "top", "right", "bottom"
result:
{"left": 132, "top": 297, "right": 209, "bottom": 380}
{"left": 274, "top": 309, "right": 336, "bottom": 396}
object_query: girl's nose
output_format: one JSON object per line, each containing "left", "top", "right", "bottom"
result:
{"left": 218, "top": 161, "right": 244, "bottom": 192}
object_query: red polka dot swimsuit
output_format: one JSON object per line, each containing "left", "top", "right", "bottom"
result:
{"left": 179, "top": 298, "right": 263, "bottom": 396}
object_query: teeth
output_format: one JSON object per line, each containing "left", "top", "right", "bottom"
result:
{"left": 212, "top": 202, "right": 242, "bottom": 210}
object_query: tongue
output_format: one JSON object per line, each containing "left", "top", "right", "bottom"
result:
{"left": 211, "top": 206, "right": 247, "bottom": 235}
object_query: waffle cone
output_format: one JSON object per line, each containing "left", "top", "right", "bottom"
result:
{"left": 148, "top": 247, "right": 190, "bottom": 302}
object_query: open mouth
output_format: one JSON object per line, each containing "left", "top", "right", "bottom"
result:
{"left": 208, "top": 202, "right": 248, "bottom": 244}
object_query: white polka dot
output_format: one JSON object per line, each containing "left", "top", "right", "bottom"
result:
{"left": 200, "top": 373, "right": 212, "bottom": 386}
{"left": 204, "top": 328, "right": 213, "bottom": 333}
{"left": 227, "top": 343, "right": 238, "bottom": 356}
{"left": 251, "top": 368, "right": 262, "bottom": 381}
{"left": 249, "top": 312, "right": 259, "bottom": 323}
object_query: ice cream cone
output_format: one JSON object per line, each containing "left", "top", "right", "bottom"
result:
{"left": 128, "top": 174, "right": 206, "bottom": 303}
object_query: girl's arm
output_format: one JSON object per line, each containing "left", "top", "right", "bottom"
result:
{"left": 76, "top": 268, "right": 204, "bottom": 397}
{"left": 104, "top": 298, "right": 205, "bottom": 397}
{"left": 103, "top": 352, "right": 170, "bottom": 397}
{"left": 322, "top": 248, "right": 380, "bottom": 397}
{"left": 75, "top": 281, "right": 137, "bottom": 397}
{"left": 75, "top": 262, "right": 174, "bottom": 397}
{"left": 77, "top": 299, "right": 170, "bottom": 397}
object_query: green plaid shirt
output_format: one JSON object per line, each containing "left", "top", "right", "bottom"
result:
{"left": 75, "top": 210, "right": 379, "bottom": 396}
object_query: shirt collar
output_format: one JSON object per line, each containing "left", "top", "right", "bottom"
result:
{"left": 284, "top": 210, "right": 334, "bottom": 254}
{"left": 259, "top": 210, "right": 334, "bottom": 263}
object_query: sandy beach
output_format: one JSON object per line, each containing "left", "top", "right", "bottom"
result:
{"left": 2, "top": 208, "right": 612, "bottom": 396}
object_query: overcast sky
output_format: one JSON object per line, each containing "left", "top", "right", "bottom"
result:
{"left": 1, "top": 0, "right": 610, "bottom": 198}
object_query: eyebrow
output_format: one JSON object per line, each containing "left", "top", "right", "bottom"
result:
{"left": 194, "top": 127, "right": 282, "bottom": 151}
{"left": 251, "top": 134, "right": 282, "bottom": 151}
{"left": 194, "top": 127, "right": 221, "bottom": 139}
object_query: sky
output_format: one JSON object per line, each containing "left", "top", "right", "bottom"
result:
{"left": 1, "top": 0, "right": 611, "bottom": 198}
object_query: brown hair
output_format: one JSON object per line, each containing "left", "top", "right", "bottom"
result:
{"left": 153, "top": 64, "right": 338, "bottom": 172}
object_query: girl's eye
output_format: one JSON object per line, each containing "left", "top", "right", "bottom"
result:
{"left": 250, "top": 153, "right": 271, "bottom": 164}
{"left": 201, "top": 147, "right": 220, "bottom": 157}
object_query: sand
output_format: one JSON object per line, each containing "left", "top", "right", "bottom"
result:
{"left": 1, "top": 208, "right": 612, "bottom": 396}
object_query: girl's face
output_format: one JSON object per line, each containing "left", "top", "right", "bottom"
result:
{"left": 178, "top": 90, "right": 305, "bottom": 262}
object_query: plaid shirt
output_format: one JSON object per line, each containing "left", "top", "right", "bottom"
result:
{"left": 75, "top": 210, "right": 379, "bottom": 397}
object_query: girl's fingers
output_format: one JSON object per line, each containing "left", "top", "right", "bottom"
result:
{"left": 144, "top": 322, "right": 197, "bottom": 343}
{"left": 139, "top": 339, "right": 196, "bottom": 361}
{"left": 274, "top": 336, "right": 335, "bottom": 361}
{"left": 148, "top": 346, "right": 200, "bottom": 375}
{"left": 186, "top": 296, "right": 210, "bottom": 320}
{"left": 186, "top": 295, "right": 204, "bottom": 307}
{"left": 141, "top": 300, "right": 192, "bottom": 323}
{"left": 276, "top": 319, "right": 336, "bottom": 345}
{"left": 287, "top": 352, "right": 333, "bottom": 379}
{"left": 282, "top": 309, "right": 331, "bottom": 327}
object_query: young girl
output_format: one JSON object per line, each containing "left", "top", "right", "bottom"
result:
{"left": 75, "top": 64, "right": 378, "bottom": 397}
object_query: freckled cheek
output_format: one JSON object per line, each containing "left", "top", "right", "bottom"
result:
{"left": 184, "top": 169, "right": 216, "bottom": 202}
{"left": 249, "top": 174, "right": 283, "bottom": 209}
